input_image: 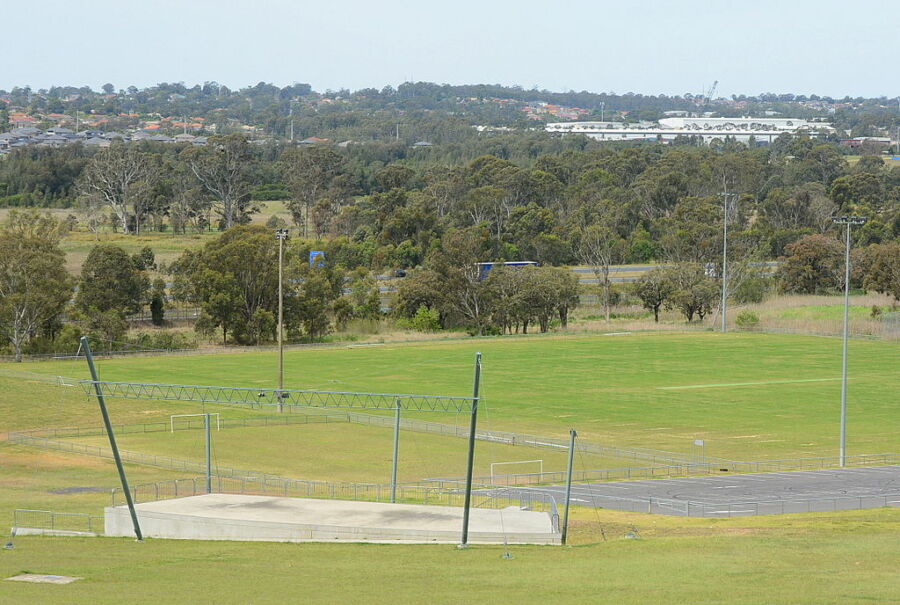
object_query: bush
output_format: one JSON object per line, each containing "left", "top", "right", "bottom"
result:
{"left": 265, "top": 214, "right": 287, "bottom": 229}
{"left": 129, "top": 331, "right": 197, "bottom": 350}
{"left": 733, "top": 276, "right": 770, "bottom": 304}
{"left": 250, "top": 184, "right": 291, "bottom": 201}
{"left": 735, "top": 311, "right": 760, "bottom": 330}
{"left": 410, "top": 305, "right": 441, "bottom": 332}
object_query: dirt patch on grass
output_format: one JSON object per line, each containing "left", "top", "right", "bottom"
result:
{"left": 0, "top": 447, "right": 109, "bottom": 471}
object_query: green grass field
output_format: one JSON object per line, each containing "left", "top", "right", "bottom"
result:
{"left": 1, "top": 510, "right": 898, "bottom": 605}
{"left": 0, "top": 330, "right": 898, "bottom": 604}
{"left": 10, "top": 331, "right": 899, "bottom": 460}
{"left": 68, "top": 422, "right": 628, "bottom": 484}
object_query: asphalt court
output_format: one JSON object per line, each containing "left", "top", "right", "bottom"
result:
{"left": 494, "top": 466, "right": 900, "bottom": 517}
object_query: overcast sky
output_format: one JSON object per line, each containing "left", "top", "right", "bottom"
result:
{"left": 5, "top": 0, "right": 897, "bottom": 99}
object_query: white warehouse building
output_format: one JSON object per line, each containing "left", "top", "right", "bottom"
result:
{"left": 546, "top": 117, "right": 836, "bottom": 144}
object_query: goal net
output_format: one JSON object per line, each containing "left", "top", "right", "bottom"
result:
{"left": 170, "top": 413, "right": 221, "bottom": 433}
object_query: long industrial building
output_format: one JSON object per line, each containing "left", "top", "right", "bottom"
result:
{"left": 546, "top": 116, "right": 836, "bottom": 144}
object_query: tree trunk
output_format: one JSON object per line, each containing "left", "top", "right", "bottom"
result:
{"left": 602, "top": 266, "right": 611, "bottom": 322}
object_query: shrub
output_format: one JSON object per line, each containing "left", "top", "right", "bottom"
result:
{"left": 735, "top": 311, "right": 760, "bottom": 330}
{"left": 733, "top": 276, "right": 770, "bottom": 304}
{"left": 410, "top": 305, "right": 441, "bottom": 332}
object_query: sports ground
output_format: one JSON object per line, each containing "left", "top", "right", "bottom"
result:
{"left": 0, "top": 330, "right": 898, "bottom": 603}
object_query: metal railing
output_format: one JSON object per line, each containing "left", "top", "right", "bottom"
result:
{"left": 436, "top": 453, "right": 900, "bottom": 486}
{"left": 109, "top": 475, "right": 560, "bottom": 526}
{"left": 10, "top": 423, "right": 898, "bottom": 489}
{"left": 11, "top": 413, "right": 350, "bottom": 441}
{"left": 567, "top": 491, "right": 900, "bottom": 517}
{"left": 12, "top": 509, "right": 103, "bottom": 535}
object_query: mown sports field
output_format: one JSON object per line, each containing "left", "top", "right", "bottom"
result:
{"left": 12, "top": 331, "right": 900, "bottom": 460}
{"left": 0, "top": 330, "right": 898, "bottom": 604}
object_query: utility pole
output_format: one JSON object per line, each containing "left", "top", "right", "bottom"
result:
{"left": 832, "top": 215, "right": 867, "bottom": 467}
{"left": 719, "top": 185, "right": 737, "bottom": 333}
{"left": 289, "top": 103, "right": 294, "bottom": 142}
{"left": 275, "top": 228, "right": 289, "bottom": 412}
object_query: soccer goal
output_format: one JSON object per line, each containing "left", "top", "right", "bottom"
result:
{"left": 170, "top": 413, "right": 221, "bottom": 433}
{"left": 490, "top": 460, "right": 543, "bottom": 482}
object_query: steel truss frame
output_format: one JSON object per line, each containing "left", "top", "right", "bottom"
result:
{"left": 78, "top": 380, "right": 476, "bottom": 412}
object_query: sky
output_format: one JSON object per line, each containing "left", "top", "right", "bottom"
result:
{"left": 5, "top": 0, "right": 898, "bottom": 99}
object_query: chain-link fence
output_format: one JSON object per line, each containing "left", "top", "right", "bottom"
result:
{"left": 11, "top": 422, "right": 898, "bottom": 489}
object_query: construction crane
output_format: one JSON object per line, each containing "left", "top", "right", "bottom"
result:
{"left": 704, "top": 80, "right": 719, "bottom": 107}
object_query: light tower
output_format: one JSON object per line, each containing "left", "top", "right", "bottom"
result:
{"left": 832, "top": 215, "right": 867, "bottom": 467}
{"left": 275, "top": 228, "right": 290, "bottom": 411}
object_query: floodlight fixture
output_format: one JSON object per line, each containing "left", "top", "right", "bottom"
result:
{"left": 831, "top": 216, "right": 868, "bottom": 226}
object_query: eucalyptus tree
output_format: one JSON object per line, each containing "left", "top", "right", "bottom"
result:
{"left": 0, "top": 212, "right": 73, "bottom": 361}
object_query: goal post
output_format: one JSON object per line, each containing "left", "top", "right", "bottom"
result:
{"left": 170, "top": 413, "right": 221, "bottom": 433}
{"left": 490, "top": 459, "right": 543, "bottom": 482}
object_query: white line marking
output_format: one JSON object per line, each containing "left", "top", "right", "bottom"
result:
{"left": 657, "top": 377, "right": 843, "bottom": 390}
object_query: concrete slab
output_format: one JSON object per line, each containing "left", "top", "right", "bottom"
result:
{"left": 6, "top": 574, "right": 82, "bottom": 584}
{"left": 105, "top": 494, "right": 559, "bottom": 544}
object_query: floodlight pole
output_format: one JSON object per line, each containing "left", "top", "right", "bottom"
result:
{"left": 832, "top": 215, "right": 867, "bottom": 467}
{"left": 205, "top": 413, "right": 212, "bottom": 494}
{"left": 460, "top": 352, "right": 482, "bottom": 547}
{"left": 391, "top": 398, "right": 401, "bottom": 503}
{"left": 80, "top": 336, "right": 143, "bottom": 541}
{"left": 275, "top": 228, "right": 289, "bottom": 412}
{"left": 719, "top": 188, "right": 736, "bottom": 333}
{"left": 561, "top": 429, "right": 577, "bottom": 545}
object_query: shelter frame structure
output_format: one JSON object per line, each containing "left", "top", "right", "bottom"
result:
{"left": 78, "top": 337, "right": 483, "bottom": 545}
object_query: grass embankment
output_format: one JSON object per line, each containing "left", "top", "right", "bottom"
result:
{"left": 1, "top": 508, "right": 898, "bottom": 605}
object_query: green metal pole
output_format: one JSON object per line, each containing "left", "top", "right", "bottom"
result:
{"left": 460, "top": 352, "right": 481, "bottom": 546}
{"left": 391, "top": 398, "right": 400, "bottom": 503}
{"left": 205, "top": 412, "right": 212, "bottom": 494}
{"left": 561, "top": 429, "right": 577, "bottom": 545}
{"left": 839, "top": 222, "right": 851, "bottom": 468}
{"left": 81, "top": 336, "right": 143, "bottom": 541}
{"left": 277, "top": 232, "right": 284, "bottom": 413}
